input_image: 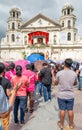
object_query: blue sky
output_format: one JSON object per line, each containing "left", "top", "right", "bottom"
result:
{"left": 0, "top": 0, "right": 82, "bottom": 40}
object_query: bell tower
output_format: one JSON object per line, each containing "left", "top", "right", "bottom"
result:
{"left": 60, "top": 3, "right": 78, "bottom": 44}
{"left": 6, "top": 7, "right": 22, "bottom": 44}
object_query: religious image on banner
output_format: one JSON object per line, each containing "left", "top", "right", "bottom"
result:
{"left": 60, "top": 31, "right": 67, "bottom": 44}
{"left": 45, "top": 51, "right": 49, "bottom": 59}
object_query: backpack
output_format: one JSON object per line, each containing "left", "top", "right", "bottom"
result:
{"left": 40, "top": 67, "right": 52, "bottom": 86}
{"left": 0, "top": 85, "right": 10, "bottom": 113}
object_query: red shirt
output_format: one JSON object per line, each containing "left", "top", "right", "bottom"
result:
{"left": 11, "top": 75, "right": 28, "bottom": 96}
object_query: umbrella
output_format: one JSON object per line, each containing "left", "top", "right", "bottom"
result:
{"left": 26, "top": 54, "right": 44, "bottom": 63}
{"left": 3, "top": 62, "right": 9, "bottom": 67}
{"left": 3, "top": 62, "right": 10, "bottom": 71}
{"left": 34, "top": 60, "right": 47, "bottom": 71}
{"left": 46, "top": 59, "right": 56, "bottom": 65}
{"left": 15, "top": 59, "right": 30, "bottom": 71}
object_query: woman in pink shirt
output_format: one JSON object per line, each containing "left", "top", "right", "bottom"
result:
{"left": 5, "top": 62, "right": 16, "bottom": 81}
{"left": 23, "top": 64, "right": 37, "bottom": 113}
{"left": 11, "top": 65, "right": 28, "bottom": 126}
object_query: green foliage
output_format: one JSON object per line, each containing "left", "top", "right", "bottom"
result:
{"left": 22, "top": 51, "right": 27, "bottom": 59}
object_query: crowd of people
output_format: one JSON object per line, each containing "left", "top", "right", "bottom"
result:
{"left": 0, "top": 58, "right": 81, "bottom": 130}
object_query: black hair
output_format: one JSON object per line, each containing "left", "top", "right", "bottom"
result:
{"left": 31, "top": 63, "right": 35, "bottom": 70}
{"left": 0, "top": 62, "right": 5, "bottom": 74}
{"left": 9, "top": 62, "right": 15, "bottom": 70}
{"left": 0, "top": 77, "right": 2, "bottom": 84}
{"left": 64, "top": 58, "right": 73, "bottom": 68}
{"left": 42, "top": 62, "right": 48, "bottom": 66}
{"left": 30, "top": 63, "right": 37, "bottom": 72}
{"left": 16, "top": 65, "right": 22, "bottom": 76}
{"left": 26, "top": 64, "right": 32, "bottom": 70}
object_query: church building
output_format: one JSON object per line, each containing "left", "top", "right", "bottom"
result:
{"left": 1, "top": 3, "right": 82, "bottom": 61}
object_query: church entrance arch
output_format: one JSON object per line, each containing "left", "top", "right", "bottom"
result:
{"left": 31, "top": 52, "right": 44, "bottom": 57}
{"left": 28, "top": 31, "right": 49, "bottom": 45}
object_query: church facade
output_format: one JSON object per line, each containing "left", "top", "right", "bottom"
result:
{"left": 1, "top": 3, "right": 82, "bottom": 61}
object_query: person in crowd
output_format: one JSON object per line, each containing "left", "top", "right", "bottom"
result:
{"left": 52, "top": 58, "right": 78, "bottom": 129}
{"left": 31, "top": 63, "right": 38, "bottom": 73}
{"left": 56, "top": 63, "right": 63, "bottom": 73}
{"left": 5, "top": 62, "right": 16, "bottom": 81}
{"left": 30, "top": 63, "right": 38, "bottom": 103}
{"left": 0, "top": 62, "right": 22, "bottom": 130}
{"left": 11, "top": 65, "right": 28, "bottom": 126}
{"left": 38, "top": 62, "right": 52, "bottom": 102}
{"left": 78, "top": 62, "right": 82, "bottom": 90}
{"left": 37, "top": 76, "right": 43, "bottom": 97}
{"left": 23, "top": 64, "right": 37, "bottom": 113}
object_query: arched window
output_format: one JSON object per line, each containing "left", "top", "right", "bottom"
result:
{"left": 17, "top": 13, "right": 18, "bottom": 18}
{"left": 24, "top": 36, "right": 27, "bottom": 45}
{"left": 13, "top": 12, "right": 15, "bottom": 17}
{"left": 12, "top": 23, "right": 15, "bottom": 30}
{"left": 68, "top": 20, "right": 71, "bottom": 28}
{"left": 67, "top": 9, "right": 70, "bottom": 15}
{"left": 53, "top": 35, "right": 56, "bottom": 44}
{"left": 12, "top": 34, "right": 15, "bottom": 42}
{"left": 62, "top": 21, "right": 64, "bottom": 27}
{"left": 73, "top": 21, "right": 75, "bottom": 27}
{"left": 74, "top": 33, "right": 76, "bottom": 41}
{"left": 18, "top": 23, "right": 20, "bottom": 28}
{"left": 7, "top": 35, "right": 9, "bottom": 42}
{"left": 67, "top": 32, "right": 71, "bottom": 41}
{"left": 64, "top": 11, "right": 66, "bottom": 15}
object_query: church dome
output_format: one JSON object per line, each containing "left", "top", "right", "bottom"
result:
{"left": 62, "top": 3, "right": 74, "bottom": 11}
{"left": 10, "top": 7, "right": 21, "bottom": 13}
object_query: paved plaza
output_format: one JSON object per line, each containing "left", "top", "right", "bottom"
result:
{"left": 9, "top": 86, "right": 82, "bottom": 130}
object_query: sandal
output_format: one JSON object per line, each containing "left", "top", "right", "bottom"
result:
{"left": 69, "top": 124, "right": 75, "bottom": 129}
{"left": 57, "top": 121, "right": 64, "bottom": 130}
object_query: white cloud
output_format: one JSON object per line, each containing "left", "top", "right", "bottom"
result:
{"left": 0, "top": 4, "right": 10, "bottom": 14}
